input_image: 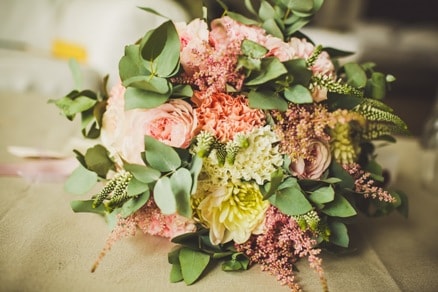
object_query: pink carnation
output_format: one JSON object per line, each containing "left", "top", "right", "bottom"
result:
{"left": 193, "top": 91, "right": 265, "bottom": 142}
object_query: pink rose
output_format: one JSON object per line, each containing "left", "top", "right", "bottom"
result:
{"left": 210, "top": 16, "right": 267, "bottom": 50}
{"left": 290, "top": 139, "right": 331, "bottom": 180}
{"left": 102, "top": 85, "right": 197, "bottom": 164}
{"left": 175, "top": 19, "right": 210, "bottom": 75}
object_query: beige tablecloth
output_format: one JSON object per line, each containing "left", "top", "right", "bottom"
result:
{"left": 1, "top": 90, "right": 437, "bottom": 292}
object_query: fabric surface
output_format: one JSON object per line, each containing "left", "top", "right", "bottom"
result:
{"left": 1, "top": 90, "right": 437, "bottom": 291}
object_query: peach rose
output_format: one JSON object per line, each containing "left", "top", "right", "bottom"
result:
{"left": 122, "top": 99, "right": 197, "bottom": 163}
{"left": 102, "top": 85, "right": 197, "bottom": 164}
{"left": 290, "top": 139, "right": 331, "bottom": 180}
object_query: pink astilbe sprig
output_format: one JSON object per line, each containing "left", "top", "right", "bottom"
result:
{"left": 272, "top": 104, "right": 333, "bottom": 161}
{"left": 235, "top": 206, "right": 328, "bottom": 292}
{"left": 91, "top": 214, "right": 137, "bottom": 273}
{"left": 133, "top": 199, "right": 196, "bottom": 239}
{"left": 344, "top": 163, "right": 396, "bottom": 203}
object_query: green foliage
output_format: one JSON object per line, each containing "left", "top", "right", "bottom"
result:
{"left": 143, "top": 136, "right": 181, "bottom": 172}
{"left": 119, "top": 21, "right": 182, "bottom": 110}
{"left": 354, "top": 99, "right": 410, "bottom": 139}
{"left": 268, "top": 177, "right": 313, "bottom": 215}
{"left": 64, "top": 164, "right": 98, "bottom": 195}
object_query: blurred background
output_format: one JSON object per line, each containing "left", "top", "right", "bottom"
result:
{"left": 1, "top": 0, "right": 437, "bottom": 136}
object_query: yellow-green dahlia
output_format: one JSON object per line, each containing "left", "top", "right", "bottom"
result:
{"left": 197, "top": 181, "right": 269, "bottom": 245}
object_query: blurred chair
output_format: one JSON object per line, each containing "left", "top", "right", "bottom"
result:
{"left": 0, "top": 0, "right": 196, "bottom": 97}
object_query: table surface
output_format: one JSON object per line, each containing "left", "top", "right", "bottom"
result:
{"left": 1, "top": 90, "right": 437, "bottom": 292}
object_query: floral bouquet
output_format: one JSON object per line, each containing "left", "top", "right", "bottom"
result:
{"left": 51, "top": 0, "right": 409, "bottom": 291}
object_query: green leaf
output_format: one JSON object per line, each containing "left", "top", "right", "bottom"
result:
{"left": 119, "top": 190, "right": 150, "bottom": 217}
{"left": 329, "top": 161, "right": 355, "bottom": 189}
{"left": 283, "top": 58, "right": 312, "bottom": 85}
{"left": 258, "top": 1, "right": 276, "bottom": 21}
{"left": 170, "top": 263, "right": 184, "bottom": 283}
{"left": 248, "top": 90, "right": 288, "bottom": 111}
{"left": 322, "top": 194, "right": 357, "bottom": 218}
{"left": 269, "top": 178, "right": 313, "bottom": 215}
{"left": 309, "top": 185, "right": 335, "bottom": 204}
{"left": 262, "top": 168, "right": 284, "bottom": 199}
{"left": 179, "top": 248, "right": 210, "bottom": 285}
{"left": 328, "top": 220, "right": 349, "bottom": 247}
{"left": 144, "top": 136, "right": 181, "bottom": 172}
{"left": 126, "top": 177, "right": 150, "bottom": 197}
{"left": 140, "top": 20, "right": 180, "bottom": 77}
{"left": 53, "top": 95, "right": 96, "bottom": 119}
{"left": 68, "top": 58, "right": 83, "bottom": 90}
{"left": 222, "top": 253, "right": 250, "bottom": 271}
{"left": 124, "top": 163, "right": 161, "bottom": 183}
{"left": 172, "top": 85, "right": 193, "bottom": 98}
{"left": 241, "top": 39, "right": 268, "bottom": 59}
{"left": 366, "top": 72, "right": 386, "bottom": 100}
{"left": 64, "top": 164, "right": 98, "bottom": 195}
{"left": 245, "top": 57, "right": 287, "bottom": 86}
{"left": 138, "top": 6, "right": 170, "bottom": 19}
{"left": 122, "top": 75, "right": 171, "bottom": 94}
{"left": 189, "top": 155, "right": 203, "bottom": 194}
{"left": 154, "top": 176, "right": 176, "bottom": 214}
{"left": 262, "top": 18, "right": 283, "bottom": 39}
{"left": 124, "top": 87, "right": 170, "bottom": 110}
{"left": 70, "top": 200, "right": 106, "bottom": 215}
{"left": 284, "top": 84, "right": 313, "bottom": 104}
{"left": 84, "top": 144, "right": 114, "bottom": 177}
{"left": 170, "top": 168, "right": 193, "bottom": 218}
{"left": 119, "top": 44, "right": 150, "bottom": 81}
{"left": 344, "top": 62, "right": 367, "bottom": 88}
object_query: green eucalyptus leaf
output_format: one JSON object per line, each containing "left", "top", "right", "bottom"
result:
{"left": 284, "top": 84, "right": 313, "bottom": 104}
{"left": 245, "top": 57, "right": 287, "bottom": 86}
{"left": 226, "top": 11, "right": 259, "bottom": 25}
{"left": 328, "top": 220, "right": 349, "bottom": 247}
{"left": 258, "top": 1, "right": 276, "bottom": 21}
{"left": 222, "top": 253, "right": 250, "bottom": 271}
{"left": 322, "top": 194, "right": 357, "bottom": 217}
{"left": 366, "top": 72, "right": 386, "bottom": 100}
{"left": 126, "top": 177, "right": 150, "bottom": 197}
{"left": 262, "top": 168, "right": 284, "bottom": 199}
{"left": 119, "top": 44, "right": 151, "bottom": 81}
{"left": 153, "top": 176, "right": 176, "bottom": 214}
{"left": 309, "top": 185, "right": 335, "bottom": 204}
{"left": 344, "top": 62, "right": 367, "bottom": 88}
{"left": 269, "top": 180, "right": 312, "bottom": 215}
{"left": 283, "top": 58, "right": 312, "bottom": 85}
{"left": 84, "top": 144, "right": 114, "bottom": 177}
{"left": 172, "top": 84, "right": 193, "bottom": 98}
{"left": 329, "top": 161, "right": 355, "bottom": 189}
{"left": 124, "top": 87, "right": 170, "bottom": 110}
{"left": 170, "top": 262, "right": 184, "bottom": 283}
{"left": 179, "top": 248, "right": 210, "bottom": 285}
{"left": 189, "top": 155, "right": 203, "bottom": 194}
{"left": 140, "top": 20, "right": 180, "bottom": 77}
{"left": 241, "top": 39, "right": 268, "bottom": 59}
{"left": 64, "top": 164, "right": 98, "bottom": 195}
{"left": 170, "top": 168, "right": 193, "bottom": 218}
{"left": 70, "top": 199, "right": 106, "bottom": 215}
{"left": 124, "top": 163, "right": 161, "bottom": 183}
{"left": 262, "top": 18, "right": 283, "bottom": 39}
{"left": 122, "top": 75, "right": 171, "bottom": 94}
{"left": 248, "top": 90, "right": 288, "bottom": 111}
{"left": 53, "top": 95, "right": 96, "bottom": 120}
{"left": 119, "top": 190, "right": 150, "bottom": 217}
{"left": 144, "top": 136, "right": 181, "bottom": 172}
